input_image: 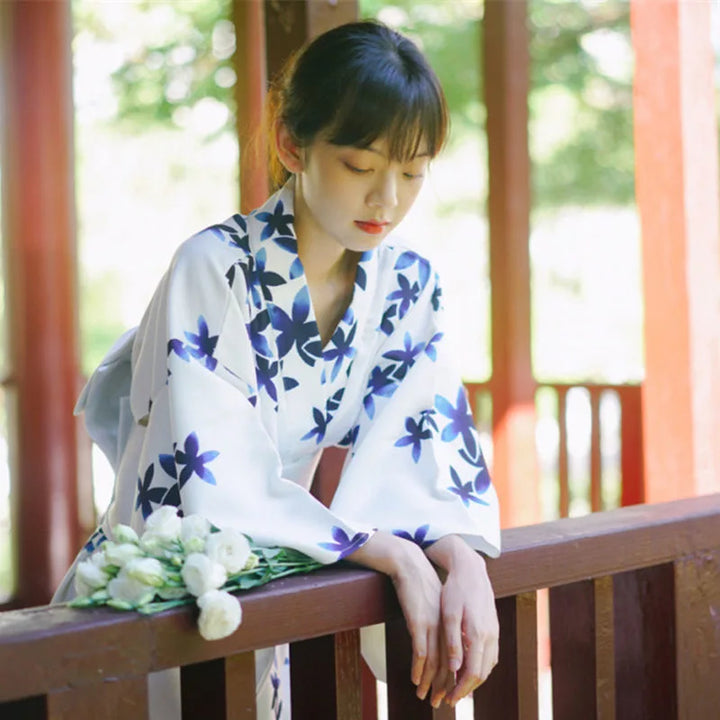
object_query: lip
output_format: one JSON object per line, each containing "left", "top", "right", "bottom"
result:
{"left": 354, "top": 220, "right": 389, "bottom": 235}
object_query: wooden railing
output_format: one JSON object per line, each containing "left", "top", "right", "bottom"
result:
{"left": 465, "top": 381, "right": 644, "bottom": 517}
{"left": 1, "top": 494, "right": 717, "bottom": 719}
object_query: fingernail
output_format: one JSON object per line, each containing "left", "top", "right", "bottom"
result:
{"left": 449, "top": 659, "right": 461, "bottom": 672}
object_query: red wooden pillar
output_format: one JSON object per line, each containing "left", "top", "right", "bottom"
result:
{"left": 233, "top": 0, "right": 269, "bottom": 214}
{"left": 483, "top": 0, "right": 540, "bottom": 528}
{"left": 630, "top": 0, "right": 720, "bottom": 501}
{"left": 0, "top": 0, "right": 82, "bottom": 606}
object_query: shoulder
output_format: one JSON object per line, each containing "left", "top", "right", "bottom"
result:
{"left": 169, "top": 213, "right": 252, "bottom": 287}
{"left": 375, "top": 239, "right": 440, "bottom": 297}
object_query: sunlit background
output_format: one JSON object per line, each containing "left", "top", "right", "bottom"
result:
{"left": 0, "top": 0, "right": 719, "bottom": 668}
{"left": 0, "top": 2, "right": 718, "bottom": 717}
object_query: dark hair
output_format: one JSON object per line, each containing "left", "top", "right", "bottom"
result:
{"left": 266, "top": 20, "right": 449, "bottom": 189}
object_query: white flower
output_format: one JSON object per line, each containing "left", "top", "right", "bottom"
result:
{"left": 142, "top": 506, "right": 181, "bottom": 546}
{"left": 205, "top": 529, "right": 252, "bottom": 574}
{"left": 196, "top": 590, "right": 242, "bottom": 640}
{"left": 113, "top": 524, "right": 139, "bottom": 545}
{"left": 181, "top": 514, "right": 211, "bottom": 553}
{"left": 107, "top": 567, "right": 157, "bottom": 606}
{"left": 125, "top": 557, "right": 166, "bottom": 587}
{"left": 181, "top": 553, "right": 227, "bottom": 596}
{"left": 74, "top": 559, "right": 110, "bottom": 598}
{"left": 103, "top": 541, "right": 143, "bottom": 567}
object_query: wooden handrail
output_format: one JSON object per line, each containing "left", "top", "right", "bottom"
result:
{"left": 1, "top": 494, "right": 718, "bottom": 717}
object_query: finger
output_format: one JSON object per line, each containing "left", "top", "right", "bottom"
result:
{"left": 445, "top": 638, "right": 484, "bottom": 706}
{"left": 430, "top": 631, "right": 451, "bottom": 709}
{"left": 410, "top": 626, "right": 428, "bottom": 688}
{"left": 442, "top": 600, "right": 464, "bottom": 675}
{"left": 416, "top": 629, "right": 439, "bottom": 701}
{"left": 480, "top": 632, "right": 499, "bottom": 685}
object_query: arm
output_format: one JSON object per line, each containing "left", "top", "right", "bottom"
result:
{"left": 424, "top": 535, "right": 499, "bottom": 708}
{"left": 346, "top": 532, "right": 444, "bottom": 701}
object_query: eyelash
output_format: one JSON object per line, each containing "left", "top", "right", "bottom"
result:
{"left": 345, "top": 163, "right": 424, "bottom": 180}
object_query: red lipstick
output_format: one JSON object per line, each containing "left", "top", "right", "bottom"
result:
{"left": 354, "top": 220, "right": 389, "bottom": 235}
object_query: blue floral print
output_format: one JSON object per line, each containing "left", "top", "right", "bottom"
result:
{"left": 318, "top": 526, "right": 369, "bottom": 558}
{"left": 255, "top": 356, "right": 280, "bottom": 403}
{"left": 382, "top": 331, "right": 425, "bottom": 380}
{"left": 84, "top": 527, "right": 107, "bottom": 553}
{"left": 435, "top": 388, "right": 478, "bottom": 458}
{"left": 392, "top": 523, "right": 434, "bottom": 549}
{"left": 363, "top": 365, "right": 398, "bottom": 418}
{"left": 447, "top": 466, "right": 490, "bottom": 507}
{"left": 269, "top": 286, "right": 323, "bottom": 365}
{"left": 387, "top": 273, "right": 420, "bottom": 320}
{"left": 324, "top": 324, "right": 357, "bottom": 381}
{"left": 159, "top": 432, "right": 219, "bottom": 488}
{"left": 394, "top": 250, "right": 431, "bottom": 291}
{"left": 395, "top": 412, "right": 435, "bottom": 463}
{"left": 135, "top": 464, "right": 166, "bottom": 519}
{"left": 256, "top": 199, "right": 293, "bottom": 240}
{"left": 424, "top": 332, "right": 443, "bottom": 361}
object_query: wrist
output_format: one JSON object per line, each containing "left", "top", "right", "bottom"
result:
{"left": 425, "top": 534, "right": 484, "bottom": 574}
{"left": 345, "top": 530, "right": 426, "bottom": 579}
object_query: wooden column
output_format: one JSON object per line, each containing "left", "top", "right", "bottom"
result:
{"left": 483, "top": 0, "right": 540, "bottom": 528}
{"left": 0, "top": 0, "right": 82, "bottom": 605}
{"left": 264, "top": 0, "right": 359, "bottom": 84}
{"left": 233, "top": 0, "right": 269, "bottom": 214}
{"left": 630, "top": 0, "right": 720, "bottom": 501}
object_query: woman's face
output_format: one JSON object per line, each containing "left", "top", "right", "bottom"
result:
{"left": 293, "top": 136, "right": 430, "bottom": 256}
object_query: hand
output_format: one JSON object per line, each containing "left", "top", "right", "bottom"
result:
{"left": 344, "top": 531, "right": 443, "bottom": 700}
{"left": 424, "top": 535, "right": 499, "bottom": 708}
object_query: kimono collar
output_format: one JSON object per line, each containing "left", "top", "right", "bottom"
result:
{"left": 244, "top": 178, "right": 377, "bottom": 378}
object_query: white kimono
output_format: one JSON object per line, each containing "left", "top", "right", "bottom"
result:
{"left": 59, "top": 179, "right": 500, "bottom": 719}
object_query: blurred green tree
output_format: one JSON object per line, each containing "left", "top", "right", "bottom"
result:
{"left": 74, "top": 0, "right": 635, "bottom": 206}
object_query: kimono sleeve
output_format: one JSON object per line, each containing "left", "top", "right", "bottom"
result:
{"left": 330, "top": 261, "right": 501, "bottom": 558}
{"left": 127, "top": 232, "right": 371, "bottom": 563}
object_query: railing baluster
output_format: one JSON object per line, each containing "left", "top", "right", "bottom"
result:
{"left": 181, "top": 652, "right": 256, "bottom": 720}
{"left": 594, "top": 575, "right": 615, "bottom": 720}
{"left": 590, "top": 388, "right": 603, "bottom": 512}
{"left": 549, "top": 580, "right": 595, "bottom": 719}
{"left": 291, "top": 635, "right": 336, "bottom": 719}
{"left": 619, "top": 386, "right": 644, "bottom": 506}
{"left": 47, "top": 676, "right": 149, "bottom": 719}
{"left": 334, "top": 630, "right": 362, "bottom": 720}
{"left": 613, "top": 564, "right": 675, "bottom": 720}
{"left": 557, "top": 387, "right": 570, "bottom": 517}
{"left": 385, "top": 617, "right": 433, "bottom": 719}
{"left": 674, "top": 550, "right": 720, "bottom": 720}
{"left": 474, "top": 592, "right": 537, "bottom": 720}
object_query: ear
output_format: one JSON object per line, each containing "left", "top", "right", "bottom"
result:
{"left": 275, "top": 122, "right": 304, "bottom": 174}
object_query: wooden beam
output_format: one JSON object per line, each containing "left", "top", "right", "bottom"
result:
{"left": 483, "top": 0, "right": 540, "bottom": 528}
{"left": 630, "top": 0, "right": 720, "bottom": 501}
{"left": 0, "top": 0, "right": 82, "bottom": 606}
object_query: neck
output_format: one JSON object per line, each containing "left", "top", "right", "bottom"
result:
{"left": 292, "top": 180, "right": 359, "bottom": 283}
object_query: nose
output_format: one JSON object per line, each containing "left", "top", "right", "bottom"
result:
{"left": 367, "top": 170, "right": 398, "bottom": 210}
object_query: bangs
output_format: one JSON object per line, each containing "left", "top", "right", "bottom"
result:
{"left": 322, "top": 63, "right": 447, "bottom": 161}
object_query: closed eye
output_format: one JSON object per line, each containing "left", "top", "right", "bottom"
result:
{"left": 403, "top": 172, "right": 424, "bottom": 180}
{"left": 344, "top": 162, "right": 371, "bottom": 175}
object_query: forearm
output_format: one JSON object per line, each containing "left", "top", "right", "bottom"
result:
{"left": 345, "top": 529, "right": 430, "bottom": 580}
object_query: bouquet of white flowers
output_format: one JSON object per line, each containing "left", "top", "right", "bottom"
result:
{"left": 69, "top": 507, "right": 322, "bottom": 640}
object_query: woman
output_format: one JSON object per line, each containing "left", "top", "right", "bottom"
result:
{"left": 57, "top": 19, "right": 500, "bottom": 717}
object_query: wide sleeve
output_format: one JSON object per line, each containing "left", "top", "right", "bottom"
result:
{"left": 124, "top": 231, "right": 372, "bottom": 563}
{"left": 329, "top": 255, "right": 501, "bottom": 558}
